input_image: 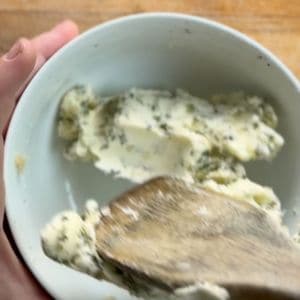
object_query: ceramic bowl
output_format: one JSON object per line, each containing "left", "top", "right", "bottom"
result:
{"left": 4, "top": 13, "right": 300, "bottom": 300}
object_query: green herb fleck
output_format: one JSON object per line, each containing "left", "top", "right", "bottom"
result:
{"left": 269, "top": 135, "right": 274, "bottom": 141}
{"left": 135, "top": 97, "right": 143, "bottom": 104}
{"left": 102, "top": 98, "right": 121, "bottom": 118}
{"left": 224, "top": 135, "right": 234, "bottom": 141}
{"left": 55, "top": 243, "right": 64, "bottom": 252}
{"left": 151, "top": 103, "right": 158, "bottom": 111}
{"left": 159, "top": 123, "right": 168, "bottom": 131}
{"left": 58, "top": 232, "right": 68, "bottom": 242}
{"left": 80, "top": 227, "right": 92, "bottom": 244}
{"left": 154, "top": 115, "right": 161, "bottom": 122}
{"left": 186, "top": 103, "right": 195, "bottom": 113}
{"left": 100, "top": 143, "right": 109, "bottom": 150}
{"left": 119, "top": 132, "right": 127, "bottom": 145}
{"left": 71, "top": 254, "right": 79, "bottom": 264}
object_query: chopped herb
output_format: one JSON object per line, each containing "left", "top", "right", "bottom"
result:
{"left": 135, "top": 97, "right": 143, "bottom": 104}
{"left": 119, "top": 132, "right": 127, "bottom": 145}
{"left": 186, "top": 103, "right": 195, "bottom": 113}
{"left": 80, "top": 227, "right": 92, "bottom": 244}
{"left": 102, "top": 98, "right": 121, "bottom": 118}
{"left": 159, "top": 123, "right": 168, "bottom": 131}
{"left": 255, "top": 147, "right": 262, "bottom": 156}
{"left": 187, "top": 165, "right": 193, "bottom": 172}
{"left": 100, "top": 143, "right": 109, "bottom": 150}
{"left": 224, "top": 135, "right": 234, "bottom": 141}
{"left": 88, "top": 101, "right": 96, "bottom": 109}
{"left": 71, "top": 254, "right": 79, "bottom": 264}
{"left": 80, "top": 102, "right": 90, "bottom": 115}
{"left": 58, "top": 232, "right": 68, "bottom": 242}
{"left": 214, "top": 135, "right": 220, "bottom": 142}
{"left": 154, "top": 115, "right": 161, "bottom": 122}
{"left": 179, "top": 159, "right": 185, "bottom": 167}
{"left": 202, "top": 150, "right": 209, "bottom": 156}
{"left": 151, "top": 104, "right": 157, "bottom": 111}
{"left": 61, "top": 258, "right": 70, "bottom": 265}
{"left": 55, "top": 243, "right": 64, "bottom": 252}
{"left": 230, "top": 165, "right": 236, "bottom": 172}
{"left": 74, "top": 85, "right": 86, "bottom": 95}
{"left": 192, "top": 116, "right": 199, "bottom": 123}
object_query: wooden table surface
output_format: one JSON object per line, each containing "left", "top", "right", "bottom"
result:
{"left": 1, "top": 0, "right": 300, "bottom": 78}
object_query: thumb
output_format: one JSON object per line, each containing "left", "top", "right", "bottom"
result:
{"left": 0, "top": 38, "right": 37, "bottom": 133}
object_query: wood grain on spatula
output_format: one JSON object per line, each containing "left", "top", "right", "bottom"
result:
{"left": 95, "top": 177, "right": 300, "bottom": 299}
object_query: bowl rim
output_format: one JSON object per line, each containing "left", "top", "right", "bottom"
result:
{"left": 4, "top": 12, "right": 300, "bottom": 299}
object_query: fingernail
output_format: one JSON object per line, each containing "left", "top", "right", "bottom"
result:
{"left": 4, "top": 40, "right": 24, "bottom": 61}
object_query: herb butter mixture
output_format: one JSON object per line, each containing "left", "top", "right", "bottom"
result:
{"left": 42, "top": 86, "right": 284, "bottom": 300}
{"left": 58, "top": 86, "right": 283, "bottom": 209}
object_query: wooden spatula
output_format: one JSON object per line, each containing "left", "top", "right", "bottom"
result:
{"left": 95, "top": 177, "right": 300, "bottom": 300}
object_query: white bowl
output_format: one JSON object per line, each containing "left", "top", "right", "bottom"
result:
{"left": 4, "top": 13, "right": 300, "bottom": 300}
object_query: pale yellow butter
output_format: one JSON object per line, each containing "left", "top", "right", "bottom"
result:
{"left": 58, "top": 86, "right": 284, "bottom": 209}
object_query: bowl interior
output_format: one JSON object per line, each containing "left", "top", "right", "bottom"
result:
{"left": 4, "top": 14, "right": 300, "bottom": 300}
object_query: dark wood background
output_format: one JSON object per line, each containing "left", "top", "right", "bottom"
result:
{"left": 1, "top": 0, "right": 300, "bottom": 78}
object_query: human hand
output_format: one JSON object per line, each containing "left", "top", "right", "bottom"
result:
{"left": 0, "top": 20, "right": 78, "bottom": 299}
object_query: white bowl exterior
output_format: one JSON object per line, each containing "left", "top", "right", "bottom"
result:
{"left": 4, "top": 13, "right": 300, "bottom": 299}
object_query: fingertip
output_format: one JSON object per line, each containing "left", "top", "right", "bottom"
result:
{"left": 17, "top": 38, "right": 37, "bottom": 70}
{"left": 0, "top": 38, "right": 37, "bottom": 90}
{"left": 31, "top": 19, "right": 79, "bottom": 59}
{"left": 0, "top": 38, "right": 38, "bottom": 133}
{"left": 52, "top": 19, "right": 79, "bottom": 40}
{"left": 2, "top": 38, "right": 35, "bottom": 65}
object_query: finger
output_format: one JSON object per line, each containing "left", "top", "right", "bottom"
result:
{"left": 1, "top": 54, "right": 46, "bottom": 137}
{"left": 0, "top": 39, "right": 37, "bottom": 133}
{"left": 1, "top": 20, "right": 78, "bottom": 135}
{"left": 31, "top": 20, "right": 79, "bottom": 59}
{"left": 0, "top": 39, "right": 36, "bottom": 97}
{"left": 0, "top": 138, "right": 4, "bottom": 221}
{"left": 15, "top": 54, "right": 46, "bottom": 98}
{"left": 0, "top": 233, "right": 51, "bottom": 299}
